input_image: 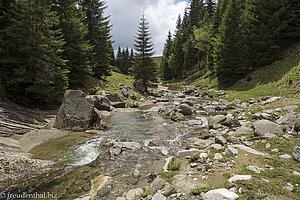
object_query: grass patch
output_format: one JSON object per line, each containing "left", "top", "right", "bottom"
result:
{"left": 159, "top": 171, "right": 178, "bottom": 183}
{"left": 140, "top": 190, "right": 153, "bottom": 198}
{"left": 167, "top": 157, "right": 181, "bottom": 171}
{"left": 189, "top": 152, "right": 201, "bottom": 162}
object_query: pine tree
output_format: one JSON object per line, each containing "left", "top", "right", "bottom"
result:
{"left": 169, "top": 31, "right": 184, "bottom": 78}
{"left": 0, "top": 0, "right": 68, "bottom": 104}
{"left": 244, "top": 0, "right": 289, "bottom": 68}
{"left": 189, "top": 0, "right": 205, "bottom": 28}
{"left": 115, "top": 46, "right": 122, "bottom": 68}
{"left": 52, "top": 0, "right": 93, "bottom": 87}
{"left": 206, "top": 0, "right": 216, "bottom": 19}
{"left": 161, "top": 31, "right": 173, "bottom": 80}
{"left": 184, "top": 36, "right": 198, "bottom": 71}
{"left": 131, "top": 15, "right": 156, "bottom": 84}
{"left": 80, "top": 0, "right": 113, "bottom": 78}
{"left": 213, "top": 0, "right": 246, "bottom": 86}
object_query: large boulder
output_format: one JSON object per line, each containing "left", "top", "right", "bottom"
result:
{"left": 208, "top": 115, "right": 226, "bottom": 127}
{"left": 276, "top": 113, "right": 299, "bottom": 132}
{"left": 86, "top": 95, "right": 111, "bottom": 111}
{"left": 253, "top": 120, "right": 283, "bottom": 137}
{"left": 54, "top": 90, "right": 102, "bottom": 131}
{"left": 121, "top": 88, "right": 129, "bottom": 98}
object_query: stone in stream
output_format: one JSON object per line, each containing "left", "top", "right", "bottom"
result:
{"left": 202, "top": 188, "right": 239, "bottom": 200}
{"left": 129, "top": 92, "right": 137, "bottom": 100}
{"left": 292, "top": 146, "right": 300, "bottom": 162}
{"left": 54, "top": 90, "right": 102, "bottom": 131}
{"left": 253, "top": 120, "right": 283, "bottom": 137}
{"left": 178, "top": 104, "right": 193, "bottom": 115}
{"left": 89, "top": 175, "right": 111, "bottom": 199}
{"left": 111, "top": 102, "right": 127, "bottom": 108}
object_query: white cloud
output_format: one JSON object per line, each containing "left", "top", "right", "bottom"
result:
{"left": 105, "top": 0, "right": 187, "bottom": 56}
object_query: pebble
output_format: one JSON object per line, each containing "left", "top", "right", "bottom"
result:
{"left": 279, "top": 154, "right": 291, "bottom": 159}
{"left": 265, "top": 143, "right": 271, "bottom": 149}
{"left": 213, "top": 153, "right": 223, "bottom": 160}
{"left": 246, "top": 165, "right": 264, "bottom": 174}
{"left": 271, "top": 148, "right": 279, "bottom": 153}
{"left": 262, "top": 178, "right": 270, "bottom": 183}
{"left": 190, "top": 163, "right": 198, "bottom": 168}
{"left": 226, "top": 147, "right": 238, "bottom": 157}
{"left": 292, "top": 171, "right": 300, "bottom": 176}
{"left": 200, "top": 153, "right": 208, "bottom": 159}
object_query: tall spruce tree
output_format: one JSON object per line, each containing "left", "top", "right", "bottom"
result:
{"left": 131, "top": 15, "right": 156, "bottom": 84}
{"left": 52, "top": 0, "right": 93, "bottom": 87}
{"left": 213, "top": 0, "right": 246, "bottom": 86}
{"left": 244, "top": 0, "right": 288, "bottom": 68}
{"left": 169, "top": 31, "right": 184, "bottom": 78}
{"left": 80, "top": 0, "right": 112, "bottom": 78}
{"left": 161, "top": 31, "right": 173, "bottom": 80}
{"left": 0, "top": 0, "right": 68, "bottom": 104}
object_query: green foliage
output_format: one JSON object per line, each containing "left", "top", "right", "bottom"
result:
{"left": 140, "top": 190, "right": 153, "bottom": 198}
{"left": 161, "top": 31, "right": 173, "bottom": 80}
{"left": 131, "top": 15, "right": 157, "bottom": 84}
{"left": 0, "top": 0, "right": 68, "bottom": 105}
{"left": 80, "top": 0, "right": 112, "bottom": 78}
{"left": 115, "top": 47, "right": 133, "bottom": 75}
{"left": 191, "top": 185, "right": 219, "bottom": 195}
{"left": 52, "top": 0, "right": 93, "bottom": 88}
{"left": 167, "top": 157, "right": 181, "bottom": 171}
{"left": 159, "top": 171, "right": 178, "bottom": 183}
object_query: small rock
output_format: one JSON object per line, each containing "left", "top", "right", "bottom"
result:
{"left": 215, "top": 135, "right": 227, "bottom": 145}
{"left": 228, "top": 175, "right": 252, "bottom": 183}
{"left": 203, "top": 188, "right": 239, "bottom": 200}
{"left": 244, "top": 141, "right": 253, "bottom": 147}
{"left": 279, "top": 154, "right": 291, "bottom": 159}
{"left": 126, "top": 188, "right": 143, "bottom": 200}
{"left": 178, "top": 104, "right": 193, "bottom": 115}
{"left": 117, "top": 198, "right": 126, "bottom": 200}
{"left": 246, "top": 166, "right": 264, "bottom": 174}
{"left": 283, "top": 186, "right": 293, "bottom": 192}
{"left": 211, "top": 143, "right": 223, "bottom": 150}
{"left": 233, "top": 145, "right": 265, "bottom": 156}
{"left": 190, "top": 163, "right": 198, "bottom": 168}
{"left": 132, "top": 169, "right": 140, "bottom": 178}
{"left": 262, "top": 178, "right": 270, "bottom": 183}
{"left": 177, "top": 148, "right": 201, "bottom": 157}
{"left": 200, "top": 153, "right": 208, "bottom": 159}
{"left": 148, "top": 178, "right": 167, "bottom": 193}
{"left": 226, "top": 147, "right": 238, "bottom": 157}
{"left": 271, "top": 148, "right": 279, "bottom": 153}
{"left": 214, "top": 153, "right": 223, "bottom": 160}
{"left": 265, "top": 143, "right": 271, "bottom": 149}
{"left": 292, "top": 171, "right": 300, "bottom": 176}
{"left": 152, "top": 193, "right": 166, "bottom": 200}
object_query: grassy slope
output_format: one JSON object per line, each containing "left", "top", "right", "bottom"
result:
{"left": 186, "top": 42, "right": 300, "bottom": 101}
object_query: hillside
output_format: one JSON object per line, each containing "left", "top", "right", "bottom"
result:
{"left": 185, "top": 42, "right": 300, "bottom": 101}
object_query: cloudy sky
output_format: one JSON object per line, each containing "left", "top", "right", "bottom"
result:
{"left": 104, "top": 0, "right": 188, "bottom": 56}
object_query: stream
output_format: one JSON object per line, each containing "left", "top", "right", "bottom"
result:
{"left": 27, "top": 91, "right": 208, "bottom": 199}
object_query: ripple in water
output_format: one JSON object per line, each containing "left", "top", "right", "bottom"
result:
{"left": 71, "top": 136, "right": 105, "bottom": 166}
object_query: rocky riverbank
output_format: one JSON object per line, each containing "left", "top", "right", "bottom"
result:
{"left": 1, "top": 84, "right": 300, "bottom": 200}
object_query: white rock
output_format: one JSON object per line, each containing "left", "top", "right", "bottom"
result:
{"left": 177, "top": 148, "right": 201, "bottom": 157}
{"left": 152, "top": 193, "right": 166, "bottom": 200}
{"left": 293, "top": 171, "right": 300, "bottom": 176}
{"left": 126, "top": 188, "right": 143, "bottom": 200}
{"left": 246, "top": 166, "right": 264, "bottom": 174}
{"left": 200, "top": 153, "right": 208, "bottom": 159}
{"left": 203, "top": 188, "right": 239, "bottom": 200}
{"left": 228, "top": 175, "right": 252, "bottom": 183}
{"left": 116, "top": 198, "right": 126, "bottom": 200}
{"left": 214, "top": 153, "right": 223, "bottom": 160}
{"left": 233, "top": 144, "right": 265, "bottom": 156}
{"left": 292, "top": 146, "right": 300, "bottom": 162}
{"left": 211, "top": 143, "right": 223, "bottom": 150}
{"left": 190, "top": 163, "right": 198, "bottom": 168}
{"left": 226, "top": 147, "right": 238, "bottom": 156}
{"left": 279, "top": 154, "right": 291, "bottom": 159}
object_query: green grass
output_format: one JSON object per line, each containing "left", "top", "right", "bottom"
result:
{"left": 191, "top": 185, "right": 221, "bottom": 196}
{"left": 183, "top": 42, "right": 300, "bottom": 101}
{"left": 140, "top": 190, "right": 153, "bottom": 198}
{"left": 159, "top": 171, "right": 178, "bottom": 183}
{"left": 167, "top": 157, "right": 181, "bottom": 171}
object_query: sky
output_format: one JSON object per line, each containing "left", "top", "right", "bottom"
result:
{"left": 104, "top": 0, "right": 188, "bottom": 56}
